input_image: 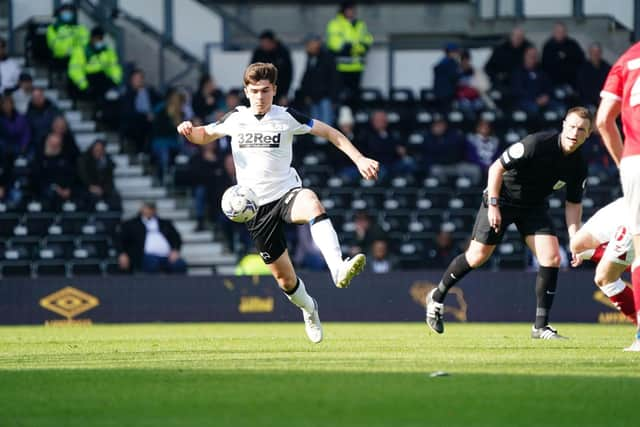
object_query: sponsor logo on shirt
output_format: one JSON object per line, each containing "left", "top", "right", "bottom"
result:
{"left": 552, "top": 180, "right": 566, "bottom": 190}
{"left": 237, "top": 132, "right": 281, "bottom": 148}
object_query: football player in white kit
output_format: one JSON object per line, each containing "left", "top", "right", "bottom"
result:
{"left": 570, "top": 198, "right": 637, "bottom": 324}
{"left": 177, "top": 63, "right": 379, "bottom": 343}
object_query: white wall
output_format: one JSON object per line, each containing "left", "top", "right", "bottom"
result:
{"left": 172, "top": 0, "right": 223, "bottom": 58}
{"left": 12, "top": 0, "right": 53, "bottom": 27}
{"left": 585, "top": 0, "right": 634, "bottom": 30}
{"left": 524, "top": 0, "right": 572, "bottom": 17}
{"left": 120, "top": 0, "right": 165, "bottom": 31}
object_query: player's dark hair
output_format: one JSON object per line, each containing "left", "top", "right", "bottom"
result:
{"left": 243, "top": 62, "right": 278, "bottom": 86}
{"left": 566, "top": 106, "right": 593, "bottom": 130}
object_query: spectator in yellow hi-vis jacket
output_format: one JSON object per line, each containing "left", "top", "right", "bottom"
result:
{"left": 68, "top": 26, "right": 122, "bottom": 102}
{"left": 46, "top": 4, "right": 89, "bottom": 69}
{"left": 326, "top": 2, "right": 373, "bottom": 108}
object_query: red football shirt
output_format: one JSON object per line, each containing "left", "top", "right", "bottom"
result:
{"left": 601, "top": 41, "right": 640, "bottom": 158}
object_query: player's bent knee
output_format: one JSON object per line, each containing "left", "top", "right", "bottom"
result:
{"left": 539, "top": 253, "right": 561, "bottom": 267}
{"left": 465, "top": 249, "right": 491, "bottom": 268}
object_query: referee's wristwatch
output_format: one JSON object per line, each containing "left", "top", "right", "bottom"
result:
{"left": 488, "top": 196, "right": 499, "bottom": 207}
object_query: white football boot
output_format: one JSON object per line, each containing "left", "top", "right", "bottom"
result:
{"left": 623, "top": 339, "right": 640, "bottom": 352}
{"left": 335, "top": 254, "right": 366, "bottom": 288}
{"left": 303, "top": 298, "right": 323, "bottom": 343}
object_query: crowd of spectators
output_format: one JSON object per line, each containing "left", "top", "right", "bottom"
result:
{"left": 0, "top": 2, "right": 623, "bottom": 275}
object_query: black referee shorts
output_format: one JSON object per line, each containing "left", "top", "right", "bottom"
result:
{"left": 245, "top": 187, "right": 303, "bottom": 264}
{"left": 471, "top": 200, "right": 556, "bottom": 245}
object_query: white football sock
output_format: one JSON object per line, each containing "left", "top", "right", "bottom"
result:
{"left": 310, "top": 218, "right": 343, "bottom": 283}
{"left": 285, "top": 278, "right": 314, "bottom": 313}
{"left": 600, "top": 279, "right": 626, "bottom": 297}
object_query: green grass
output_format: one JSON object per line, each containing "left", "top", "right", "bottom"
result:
{"left": 0, "top": 323, "right": 638, "bottom": 427}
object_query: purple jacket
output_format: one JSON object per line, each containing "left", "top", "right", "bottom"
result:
{"left": 0, "top": 112, "right": 32, "bottom": 155}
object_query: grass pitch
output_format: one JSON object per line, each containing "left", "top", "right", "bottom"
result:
{"left": 0, "top": 323, "right": 638, "bottom": 427}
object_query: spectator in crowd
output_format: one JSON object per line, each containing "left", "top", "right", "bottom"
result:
{"left": 192, "top": 74, "right": 224, "bottom": 123}
{"left": 0, "top": 94, "right": 31, "bottom": 157}
{"left": 0, "top": 37, "right": 22, "bottom": 93}
{"left": 510, "top": 46, "right": 553, "bottom": 116}
{"left": 50, "top": 115, "right": 79, "bottom": 161}
{"left": 294, "top": 224, "right": 327, "bottom": 271}
{"left": 426, "top": 227, "right": 458, "bottom": 268}
{"left": 350, "top": 211, "right": 385, "bottom": 256}
{"left": 12, "top": 72, "right": 33, "bottom": 115}
{"left": 464, "top": 118, "right": 502, "bottom": 179}
{"left": 297, "top": 33, "right": 338, "bottom": 125}
{"left": 326, "top": 1, "right": 373, "bottom": 108}
{"left": 359, "top": 109, "right": 415, "bottom": 178}
{"left": 224, "top": 88, "right": 242, "bottom": 111}
{"left": 368, "top": 239, "right": 396, "bottom": 273}
{"left": 189, "top": 141, "right": 225, "bottom": 231}
{"left": 77, "top": 139, "right": 121, "bottom": 210}
{"left": 484, "top": 26, "right": 533, "bottom": 89}
{"left": 46, "top": 4, "right": 89, "bottom": 70}
{"left": 68, "top": 26, "right": 122, "bottom": 102}
{"left": 541, "top": 22, "right": 585, "bottom": 90}
{"left": 32, "top": 132, "right": 77, "bottom": 209}
{"left": 433, "top": 43, "right": 462, "bottom": 111}
{"left": 456, "top": 49, "right": 489, "bottom": 113}
{"left": 117, "top": 201, "right": 187, "bottom": 274}
{"left": 151, "top": 89, "right": 186, "bottom": 182}
{"left": 576, "top": 42, "right": 611, "bottom": 108}
{"left": 26, "top": 87, "right": 60, "bottom": 148}
{"left": 120, "top": 69, "right": 160, "bottom": 154}
{"left": 422, "top": 116, "right": 479, "bottom": 184}
{"left": 0, "top": 147, "right": 22, "bottom": 207}
{"left": 250, "top": 30, "right": 293, "bottom": 104}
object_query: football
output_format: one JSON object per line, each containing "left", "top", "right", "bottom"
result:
{"left": 221, "top": 185, "right": 258, "bottom": 223}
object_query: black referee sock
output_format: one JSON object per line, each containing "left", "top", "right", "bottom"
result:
{"left": 432, "top": 254, "right": 473, "bottom": 303}
{"left": 534, "top": 266, "right": 559, "bottom": 329}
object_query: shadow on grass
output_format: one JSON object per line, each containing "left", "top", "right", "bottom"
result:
{"left": 0, "top": 369, "right": 637, "bottom": 427}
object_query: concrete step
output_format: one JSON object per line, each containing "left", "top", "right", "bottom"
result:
{"left": 112, "top": 154, "right": 130, "bottom": 168}
{"left": 122, "top": 198, "right": 176, "bottom": 212}
{"left": 185, "top": 253, "right": 237, "bottom": 266}
{"left": 70, "top": 121, "right": 96, "bottom": 132}
{"left": 182, "top": 230, "right": 215, "bottom": 243}
{"left": 115, "top": 176, "right": 153, "bottom": 189}
{"left": 76, "top": 132, "right": 107, "bottom": 150}
{"left": 182, "top": 242, "right": 224, "bottom": 257}
{"left": 175, "top": 220, "right": 197, "bottom": 234}
{"left": 124, "top": 208, "right": 189, "bottom": 221}
{"left": 64, "top": 111, "right": 83, "bottom": 122}
{"left": 215, "top": 265, "right": 237, "bottom": 275}
{"left": 120, "top": 187, "right": 167, "bottom": 199}
{"left": 105, "top": 143, "right": 121, "bottom": 155}
{"left": 57, "top": 99, "right": 73, "bottom": 110}
{"left": 187, "top": 267, "right": 215, "bottom": 276}
{"left": 115, "top": 164, "right": 144, "bottom": 177}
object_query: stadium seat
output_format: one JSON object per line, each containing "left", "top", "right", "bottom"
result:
{"left": 34, "top": 260, "right": 68, "bottom": 276}
{"left": 69, "top": 259, "right": 103, "bottom": 276}
{"left": 0, "top": 213, "right": 21, "bottom": 237}
{"left": 23, "top": 212, "right": 57, "bottom": 237}
{"left": 0, "top": 260, "right": 32, "bottom": 277}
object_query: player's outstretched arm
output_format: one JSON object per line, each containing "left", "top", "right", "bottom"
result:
{"left": 596, "top": 97, "right": 623, "bottom": 166}
{"left": 176, "top": 121, "right": 223, "bottom": 145}
{"left": 486, "top": 158, "right": 505, "bottom": 232}
{"left": 565, "top": 201, "right": 583, "bottom": 267}
{"left": 310, "top": 120, "right": 380, "bottom": 180}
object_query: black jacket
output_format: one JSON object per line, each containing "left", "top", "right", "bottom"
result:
{"left": 298, "top": 49, "right": 339, "bottom": 102}
{"left": 484, "top": 38, "right": 533, "bottom": 86}
{"left": 542, "top": 37, "right": 585, "bottom": 88}
{"left": 117, "top": 215, "right": 182, "bottom": 271}
{"left": 576, "top": 60, "right": 611, "bottom": 107}
{"left": 251, "top": 43, "right": 293, "bottom": 100}
{"left": 77, "top": 148, "right": 116, "bottom": 194}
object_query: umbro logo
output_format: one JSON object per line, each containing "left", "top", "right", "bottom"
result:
{"left": 237, "top": 132, "right": 281, "bottom": 148}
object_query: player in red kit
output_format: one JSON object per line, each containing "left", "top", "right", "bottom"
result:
{"left": 597, "top": 41, "right": 640, "bottom": 350}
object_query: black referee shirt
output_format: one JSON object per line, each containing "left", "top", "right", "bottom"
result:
{"left": 498, "top": 130, "right": 588, "bottom": 208}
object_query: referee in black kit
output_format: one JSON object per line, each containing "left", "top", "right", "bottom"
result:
{"left": 426, "top": 107, "right": 592, "bottom": 339}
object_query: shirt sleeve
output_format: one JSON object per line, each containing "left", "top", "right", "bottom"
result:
{"left": 499, "top": 134, "right": 537, "bottom": 170}
{"left": 566, "top": 160, "right": 588, "bottom": 204}
{"left": 204, "top": 109, "right": 237, "bottom": 136}
{"left": 600, "top": 59, "right": 624, "bottom": 101}
{"left": 286, "top": 107, "right": 314, "bottom": 135}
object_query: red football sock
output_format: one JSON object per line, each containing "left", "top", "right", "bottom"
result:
{"left": 589, "top": 243, "right": 607, "bottom": 263}
{"left": 610, "top": 286, "right": 637, "bottom": 325}
{"left": 632, "top": 267, "right": 640, "bottom": 325}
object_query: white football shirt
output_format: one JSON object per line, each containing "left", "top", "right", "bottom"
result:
{"left": 205, "top": 105, "right": 313, "bottom": 206}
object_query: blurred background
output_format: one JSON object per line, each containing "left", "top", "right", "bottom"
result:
{"left": 0, "top": 0, "right": 635, "bottom": 280}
